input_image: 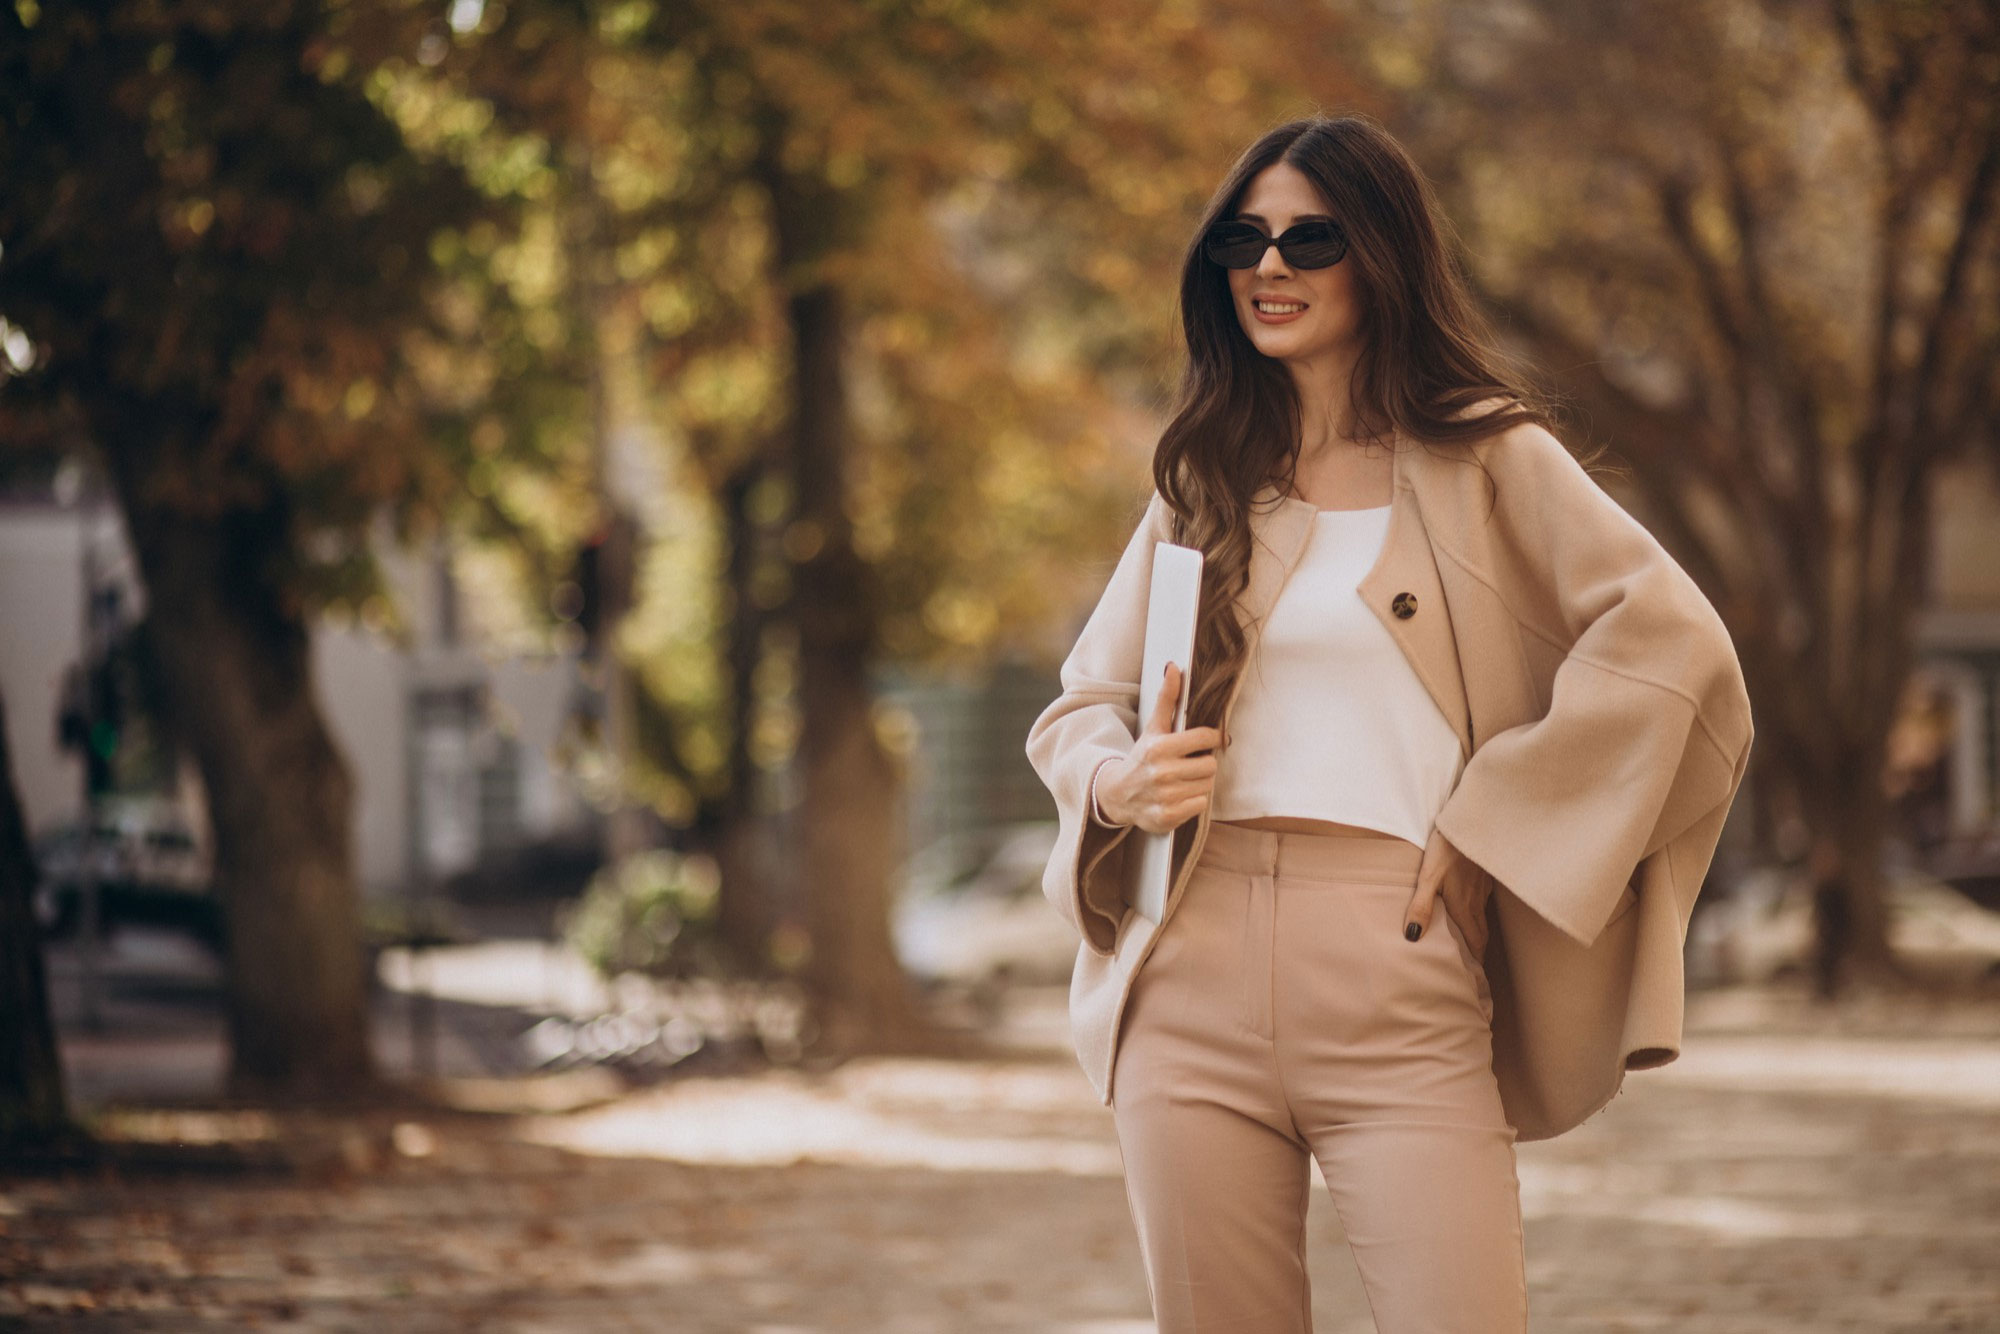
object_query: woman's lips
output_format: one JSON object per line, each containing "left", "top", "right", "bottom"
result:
{"left": 1252, "top": 299, "right": 1308, "bottom": 325}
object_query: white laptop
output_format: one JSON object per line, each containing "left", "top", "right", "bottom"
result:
{"left": 1122, "top": 540, "right": 1205, "bottom": 926}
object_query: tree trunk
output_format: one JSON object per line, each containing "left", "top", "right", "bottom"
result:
{"left": 1456, "top": 295, "right": 1923, "bottom": 995}
{"left": 781, "top": 281, "right": 933, "bottom": 1053}
{"left": 0, "top": 689, "right": 70, "bottom": 1145}
{"left": 1796, "top": 453, "right": 1934, "bottom": 995}
{"left": 713, "top": 459, "right": 781, "bottom": 973}
{"left": 592, "top": 503, "right": 647, "bottom": 863}
{"left": 748, "top": 98, "right": 937, "bottom": 1054}
{"left": 1803, "top": 753, "right": 1909, "bottom": 997}
{"left": 102, "top": 452, "right": 375, "bottom": 1099}
{"left": 568, "top": 161, "right": 652, "bottom": 869}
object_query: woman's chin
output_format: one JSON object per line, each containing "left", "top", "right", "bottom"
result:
{"left": 1249, "top": 324, "right": 1352, "bottom": 363}
{"left": 1248, "top": 329, "right": 1319, "bottom": 360}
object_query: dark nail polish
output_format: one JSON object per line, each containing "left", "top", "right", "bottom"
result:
{"left": 1405, "top": 922, "right": 1422, "bottom": 942}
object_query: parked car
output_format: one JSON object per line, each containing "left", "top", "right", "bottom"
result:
{"left": 1688, "top": 861, "right": 2000, "bottom": 985}
{"left": 32, "top": 796, "right": 221, "bottom": 952}
{"left": 1918, "top": 829, "right": 2000, "bottom": 914}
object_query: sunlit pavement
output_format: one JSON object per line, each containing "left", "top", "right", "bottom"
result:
{"left": 8, "top": 956, "right": 2000, "bottom": 1329}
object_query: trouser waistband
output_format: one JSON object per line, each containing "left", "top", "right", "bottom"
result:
{"left": 1197, "top": 819, "right": 1425, "bottom": 884}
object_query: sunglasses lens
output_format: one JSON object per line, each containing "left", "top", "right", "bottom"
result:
{"left": 1202, "top": 221, "right": 1269, "bottom": 269}
{"left": 1280, "top": 221, "right": 1347, "bottom": 268}
{"left": 1203, "top": 219, "right": 1348, "bottom": 269}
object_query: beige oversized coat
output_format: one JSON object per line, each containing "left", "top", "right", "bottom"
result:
{"left": 1024, "top": 418, "right": 1755, "bottom": 1142}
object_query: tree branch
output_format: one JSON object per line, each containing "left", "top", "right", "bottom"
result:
{"left": 1910, "top": 108, "right": 2000, "bottom": 459}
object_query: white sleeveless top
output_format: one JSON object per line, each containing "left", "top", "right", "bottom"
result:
{"left": 1207, "top": 504, "right": 1465, "bottom": 847}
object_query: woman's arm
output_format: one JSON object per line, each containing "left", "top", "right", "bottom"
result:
{"left": 1429, "top": 425, "right": 1756, "bottom": 950}
{"left": 1024, "top": 490, "right": 1170, "bottom": 956}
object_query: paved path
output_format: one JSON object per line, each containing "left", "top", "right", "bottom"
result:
{"left": 5, "top": 974, "right": 1998, "bottom": 1330}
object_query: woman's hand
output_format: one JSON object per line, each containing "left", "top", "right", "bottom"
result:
{"left": 1096, "top": 662, "right": 1220, "bottom": 836}
{"left": 1405, "top": 826, "right": 1493, "bottom": 963}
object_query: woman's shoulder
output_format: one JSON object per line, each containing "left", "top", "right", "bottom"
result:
{"left": 1432, "top": 399, "right": 1590, "bottom": 487}
{"left": 1441, "top": 395, "right": 1562, "bottom": 448}
{"left": 1404, "top": 397, "right": 1564, "bottom": 487}
{"left": 1412, "top": 403, "right": 1639, "bottom": 558}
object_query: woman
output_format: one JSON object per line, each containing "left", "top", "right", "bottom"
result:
{"left": 1024, "top": 114, "right": 1754, "bottom": 1333}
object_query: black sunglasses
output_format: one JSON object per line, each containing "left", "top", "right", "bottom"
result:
{"left": 1202, "top": 218, "right": 1349, "bottom": 270}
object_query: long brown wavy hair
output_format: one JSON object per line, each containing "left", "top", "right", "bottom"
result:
{"left": 1154, "top": 113, "right": 1573, "bottom": 746}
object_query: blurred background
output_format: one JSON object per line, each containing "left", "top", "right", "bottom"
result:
{"left": 1, "top": 0, "right": 1996, "bottom": 1329}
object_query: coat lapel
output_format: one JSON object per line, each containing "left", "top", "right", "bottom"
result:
{"left": 1245, "top": 441, "right": 1473, "bottom": 762}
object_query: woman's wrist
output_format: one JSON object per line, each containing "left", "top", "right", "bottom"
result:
{"left": 1089, "top": 756, "right": 1128, "bottom": 827}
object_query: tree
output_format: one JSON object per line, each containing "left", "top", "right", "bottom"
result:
{"left": 1402, "top": 0, "right": 2000, "bottom": 990}
{"left": 0, "top": 0, "right": 501, "bottom": 1094}
{"left": 563, "top": 0, "right": 1379, "bottom": 1048}
{"left": 414, "top": 0, "right": 1380, "bottom": 1046}
{"left": 0, "top": 688, "right": 68, "bottom": 1147}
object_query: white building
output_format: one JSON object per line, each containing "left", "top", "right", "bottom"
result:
{"left": 0, "top": 472, "right": 597, "bottom": 901}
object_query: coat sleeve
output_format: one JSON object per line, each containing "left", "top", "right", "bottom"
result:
{"left": 1430, "top": 425, "right": 1755, "bottom": 950}
{"left": 1023, "top": 490, "right": 1171, "bottom": 957}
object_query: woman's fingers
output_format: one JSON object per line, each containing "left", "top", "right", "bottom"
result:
{"left": 1461, "top": 870, "right": 1494, "bottom": 962}
{"left": 1403, "top": 881, "right": 1438, "bottom": 942}
{"left": 1402, "top": 828, "right": 1443, "bottom": 940}
{"left": 1145, "top": 780, "right": 1212, "bottom": 812}
{"left": 1133, "top": 791, "right": 1207, "bottom": 833}
{"left": 1145, "top": 662, "right": 1181, "bottom": 736}
{"left": 1148, "top": 755, "right": 1218, "bottom": 785}
{"left": 1154, "top": 723, "right": 1221, "bottom": 757}
{"left": 1440, "top": 877, "right": 1491, "bottom": 964}
{"left": 1124, "top": 664, "right": 1223, "bottom": 833}
{"left": 1412, "top": 833, "right": 1495, "bottom": 963}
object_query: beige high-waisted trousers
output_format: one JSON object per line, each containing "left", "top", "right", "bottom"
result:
{"left": 1109, "top": 820, "right": 1528, "bottom": 1333}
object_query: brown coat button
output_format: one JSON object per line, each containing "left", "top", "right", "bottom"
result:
{"left": 1391, "top": 591, "right": 1418, "bottom": 619}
